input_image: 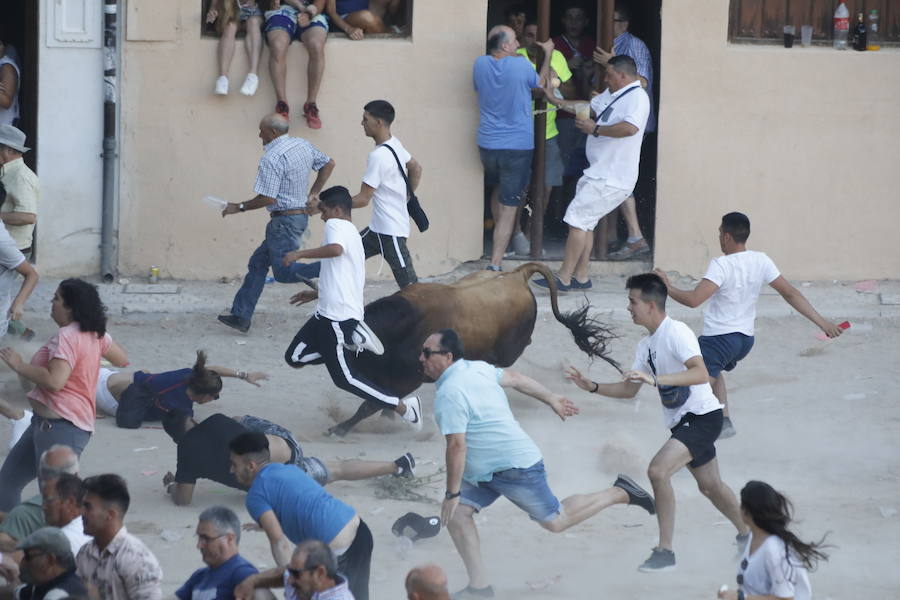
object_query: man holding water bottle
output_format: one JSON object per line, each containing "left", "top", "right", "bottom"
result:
{"left": 218, "top": 112, "right": 334, "bottom": 333}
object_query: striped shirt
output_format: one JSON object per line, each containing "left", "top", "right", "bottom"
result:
{"left": 614, "top": 31, "right": 656, "bottom": 132}
{"left": 254, "top": 135, "right": 331, "bottom": 211}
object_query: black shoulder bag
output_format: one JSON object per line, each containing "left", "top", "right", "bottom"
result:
{"left": 379, "top": 143, "right": 429, "bottom": 233}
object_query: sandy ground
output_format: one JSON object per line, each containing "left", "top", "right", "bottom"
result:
{"left": 1, "top": 269, "right": 898, "bottom": 599}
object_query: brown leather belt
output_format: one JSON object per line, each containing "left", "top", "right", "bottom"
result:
{"left": 270, "top": 208, "right": 308, "bottom": 217}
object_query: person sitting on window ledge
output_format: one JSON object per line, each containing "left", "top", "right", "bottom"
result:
{"left": 326, "top": 0, "right": 402, "bottom": 39}
{"left": 207, "top": 0, "right": 265, "bottom": 96}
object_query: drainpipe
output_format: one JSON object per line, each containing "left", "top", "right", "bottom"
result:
{"left": 100, "top": 0, "right": 118, "bottom": 282}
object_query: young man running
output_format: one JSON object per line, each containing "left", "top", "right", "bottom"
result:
{"left": 655, "top": 212, "right": 844, "bottom": 437}
{"left": 566, "top": 273, "right": 750, "bottom": 572}
{"left": 282, "top": 185, "right": 422, "bottom": 429}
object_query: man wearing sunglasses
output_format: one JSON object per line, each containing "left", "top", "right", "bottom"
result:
{"left": 423, "top": 328, "right": 655, "bottom": 598}
{"left": 0, "top": 527, "right": 87, "bottom": 599}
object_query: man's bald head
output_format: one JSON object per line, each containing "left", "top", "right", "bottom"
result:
{"left": 405, "top": 564, "right": 449, "bottom": 600}
{"left": 487, "top": 25, "right": 516, "bottom": 55}
{"left": 39, "top": 445, "right": 79, "bottom": 481}
{"left": 259, "top": 113, "right": 289, "bottom": 145}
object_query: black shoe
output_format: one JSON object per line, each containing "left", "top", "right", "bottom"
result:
{"left": 394, "top": 452, "right": 416, "bottom": 478}
{"left": 451, "top": 585, "right": 495, "bottom": 599}
{"left": 217, "top": 314, "right": 250, "bottom": 333}
{"left": 637, "top": 547, "right": 676, "bottom": 572}
{"left": 614, "top": 474, "right": 656, "bottom": 515}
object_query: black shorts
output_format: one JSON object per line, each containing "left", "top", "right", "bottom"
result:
{"left": 360, "top": 228, "right": 417, "bottom": 288}
{"left": 337, "top": 519, "right": 372, "bottom": 600}
{"left": 669, "top": 409, "right": 723, "bottom": 468}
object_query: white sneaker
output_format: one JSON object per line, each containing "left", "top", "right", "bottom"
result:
{"left": 214, "top": 76, "right": 229, "bottom": 95}
{"left": 344, "top": 320, "right": 385, "bottom": 355}
{"left": 9, "top": 410, "right": 32, "bottom": 449}
{"left": 402, "top": 396, "right": 423, "bottom": 431}
{"left": 240, "top": 73, "right": 259, "bottom": 96}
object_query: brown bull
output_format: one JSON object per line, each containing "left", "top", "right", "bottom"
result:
{"left": 325, "top": 262, "right": 618, "bottom": 436}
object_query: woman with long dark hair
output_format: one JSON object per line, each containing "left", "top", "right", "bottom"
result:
{"left": 717, "top": 480, "right": 828, "bottom": 600}
{"left": 0, "top": 278, "right": 128, "bottom": 510}
{"left": 96, "top": 349, "right": 268, "bottom": 428}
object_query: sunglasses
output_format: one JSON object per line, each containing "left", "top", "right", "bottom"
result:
{"left": 287, "top": 567, "right": 312, "bottom": 579}
{"left": 736, "top": 557, "right": 748, "bottom": 585}
{"left": 22, "top": 551, "right": 45, "bottom": 561}
{"left": 421, "top": 348, "right": 450, "bottom": 359}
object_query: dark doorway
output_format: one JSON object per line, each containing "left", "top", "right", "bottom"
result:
{"left": 482, "top": 0, "right": 661, "bottom": 262}
{"left": 0, "top": 0, "right": 38, "bottom": 172}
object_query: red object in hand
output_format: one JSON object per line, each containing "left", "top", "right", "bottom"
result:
{"left": 839, "top": 321, "right": 851, "bottom": 330}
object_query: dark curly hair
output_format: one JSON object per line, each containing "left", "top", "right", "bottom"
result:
{"left": 57, "top": 278, "right": 108, "bottom": 338}
{"left": 188, "top": 350, "right": 223, "bottom": 397}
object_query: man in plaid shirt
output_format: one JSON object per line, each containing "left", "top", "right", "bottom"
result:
{"left": 218, "top": 113, "right": 335, "bottom": 333}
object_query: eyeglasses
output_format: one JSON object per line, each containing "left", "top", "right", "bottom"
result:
{"left": 287, "top": 567, "right": 311, "bottom": 579}
{"left": 421, "top": 348, "right": 450, "bottom": 359}
{"left": 195, "top": 533, "right": 226, "bottom": 544}
{"left": 736, "top": 557, "right": 748, "bottom": 585}
{"left": 22, "top": 551, "right": 45, "bottom": 561}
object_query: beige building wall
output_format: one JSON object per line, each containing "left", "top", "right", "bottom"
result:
{"left": 655, "top": 0, "right": 900, "bottom": 280}
{"left": 118, "top": 1, "right": 488, "bottom": 280}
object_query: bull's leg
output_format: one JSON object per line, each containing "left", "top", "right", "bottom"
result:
{"left": 327, "top": 400, "right": 383, "bottom": 437}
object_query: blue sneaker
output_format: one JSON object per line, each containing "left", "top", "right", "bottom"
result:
{"left": 532, "top": 276, "right": 571, "bottom": 292}
{"left": 570, "top": 278, "right": 593, "bottom": 289}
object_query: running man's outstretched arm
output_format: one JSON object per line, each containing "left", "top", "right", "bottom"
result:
{"left": 653, "top": 268, "right": 718, "bottom": 308}
{"left": 565, "top": 366, "right": 641, "bottom": 398}
{"left": 499, "top": 369, "right": 579, "bottom": 420}
{"left": 769, "top": 276, "right": 843, "bottom": 337}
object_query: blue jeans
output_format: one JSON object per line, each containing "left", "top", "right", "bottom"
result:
{"left": 460, "top": 460, "right": 561, "bottom": 523}
{"left": 230, "top": 214, "right": 321, "bottom": 323}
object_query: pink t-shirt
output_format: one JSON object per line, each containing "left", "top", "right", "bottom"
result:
{"left": 27, "top": 323, "right": 112, "bottom": 432}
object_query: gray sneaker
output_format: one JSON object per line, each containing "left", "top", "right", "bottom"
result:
{"left": 719, "top": 416, "right": 737, "bottom": 440}
{"left": 613, "top": 474, "right": 656, "bottom": 515}
{"left": 638, "top": 547, "right": 676, "bottom": 572}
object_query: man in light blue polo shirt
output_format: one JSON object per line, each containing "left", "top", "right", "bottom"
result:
{"left": 422, "top": 328, "right": 655, "bottom": 599}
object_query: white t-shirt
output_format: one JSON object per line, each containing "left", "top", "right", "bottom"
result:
{"left": 632, "top": 316, "right": 723, "bottom": 429}
{"left": 738, "top": 533, "right": 811, "bottom": 600}
{"left": 702, "top": 251, "right": 781, "bottom": 336}
{"left": 0, "top": 223, "right": 25, "bottom": 273}
{"left": 316, "top": 218, "right": 365, "bottom": 322}
{"left": 584, "top": 81, "right": 650, "bottom": 192}
{"left": 363, "top": 137, "right": 412, "bottom": 238}
{"left": 0, "top": 52, "right": 20, "bottom": 126}
{"left": 61, "top": 515, "right": 93, "bottom": 556}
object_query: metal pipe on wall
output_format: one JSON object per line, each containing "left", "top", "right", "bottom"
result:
{"left": 100, "top": 0, "right": 118, "bottom": 282}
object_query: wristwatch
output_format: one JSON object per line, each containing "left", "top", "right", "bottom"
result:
{"left": 238, "top": 203, "right": 246, "bottom": 212}
{"left": 592, "top": 124, "right": 601, "bottom": 137}
{"left": 445, "top": 491, "right": 461, "bottom": 500}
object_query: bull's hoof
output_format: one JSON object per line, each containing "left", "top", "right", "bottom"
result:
{"left": 325, "top": 424, "right": 350, "bottom": 438}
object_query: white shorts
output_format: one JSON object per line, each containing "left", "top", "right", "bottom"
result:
{"left": 563, "top": 176, "right": 631, "bottom": 231}
{"left": 95, "top": 368, "right": 119, "bottom": 416}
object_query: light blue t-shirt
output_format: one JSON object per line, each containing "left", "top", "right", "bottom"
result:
{"left": 473, "top": 54, "right": 540, "bottom": 151}
{"left": 434, "top": 360, "right": 543, "bottom": 483}
{"left": 245, "top": 464, "right": 356, "bottom": 545}
{"left": 175, "top": 554, "right": 258, "bottom": 600}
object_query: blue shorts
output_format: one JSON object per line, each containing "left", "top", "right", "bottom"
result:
{"left": 479, "top": 147, "right": 533, "bottom": 207}
{"left": 239, "top": 5, "right": 263, "bottom": 21}
{"left": 699, "top": 333, "right": 755, "bottom": 378}
{"left": 460, "top": 460, "right": 561, "bottom": 523}
{"left": 264, "top": 7, "right": 328, "bottom": 40}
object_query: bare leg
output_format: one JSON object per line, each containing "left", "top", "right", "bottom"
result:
{"left": 557, "top": 226, "right": 590, "bottom": 284}
{"left": 244, "top": 16, "right": 263, "bottom": 75}
{"left": 217, "top": 21, "right": 239, "bottom": 77}
{"left": 489, "top": 186, "right": 500, "bottom": 225}
{"left": 324, "top": 459, "right": 397, "bottom": 482}
{"left": 368, "top": 0, "right": 401, "bottom": 19}
{"left": 572, "top": 228, "right": 594, "bottom": 282}
{"left": 490, "top": 204, "right": 518, "bottom": 268}
{"left": 711, "top": 373, "right": 729, "bottom": 417}
{"left": 621, "top": 196, "right": 644, "bottom": 239}
{"left": 688, "top": 458, "right": 748, "bottom": 535}
{"left": 447, "top": 505, "right": 490, "bottom": 589}
{"left": 344, "top": 10, "right": 386, "bottom": 34}
{"left": 300, "top": 26, "right": 326, "bottom": 104}
{"left": 540, "top": 487, "right": 628, "bottom": 533}
{"left": 646, "top": 438, "right": 693, "bottom": 550}
{"left": 0, "top": 399, "right": 24, "bottom": 421}
{"left": 266, "top": 29, "right": 290, "bottom": 103}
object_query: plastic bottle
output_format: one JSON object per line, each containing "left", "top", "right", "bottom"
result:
{"left": 833, "top": 1, "right": 849, "bottom": 50}
{"left": 867, "top": 10, "right": 880, "bottom": 51}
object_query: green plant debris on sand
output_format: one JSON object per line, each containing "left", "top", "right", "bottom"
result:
{"left": 374, "top": 467, "right": 446, "bottom": 504}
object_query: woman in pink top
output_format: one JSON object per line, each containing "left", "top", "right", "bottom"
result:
{"left": 0, "top": 278, "right": 128, "bottom": 510}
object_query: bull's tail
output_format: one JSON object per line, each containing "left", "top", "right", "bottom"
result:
{"left": 514, "top": 262, "right": 622, "bottom": 374}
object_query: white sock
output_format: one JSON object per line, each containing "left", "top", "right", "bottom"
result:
{"left": 627, "top": 236, "right": 643, "bottom": 243}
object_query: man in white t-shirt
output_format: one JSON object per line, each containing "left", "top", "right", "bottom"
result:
{"left": 282, "top": 186, "right": 422, "bottom": 429}
{"left": 350, "top": 100, "right": 423, "bottom": 289}
{"left": 655, "top": 212, "right": 844, "bottom": 438}
{"left": 565, "top": 273, "right": 749, "bottom": 572}
{"left": 535, "top": 54, "right": 649, "bottom": 292}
